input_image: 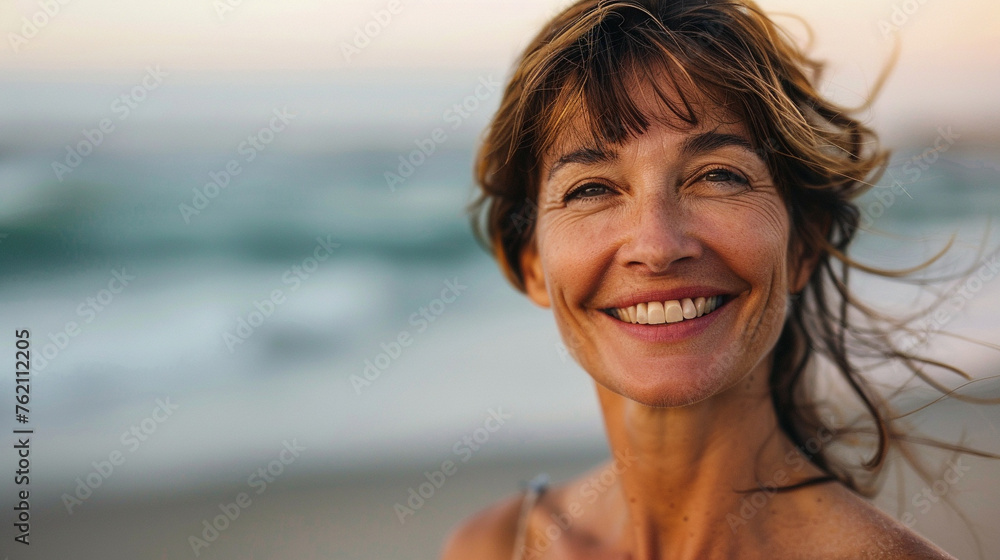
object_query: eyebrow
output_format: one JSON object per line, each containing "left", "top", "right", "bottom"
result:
{"left": 547, "top": 146, "right": 619, "bottom": 180}
{"left": 680, "top": 131, "right": 756, "bottom": 157}
{"left": 546, "top": 131, "right": 757, "bottom": 181}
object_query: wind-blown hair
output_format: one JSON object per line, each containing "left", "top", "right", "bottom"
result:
{"left": 470, "top": 0, "right": 998, "bottom": 504}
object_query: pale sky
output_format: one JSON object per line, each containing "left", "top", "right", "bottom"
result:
{"left": 2, "top": 0, "right": 998, "bottom": 73}
{"left": 2, "top": 0, "right": 999, "bottom": 142}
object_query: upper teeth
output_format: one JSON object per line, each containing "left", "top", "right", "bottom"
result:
{"left": 611, "top": 296, "right": 723, "bottom": 325}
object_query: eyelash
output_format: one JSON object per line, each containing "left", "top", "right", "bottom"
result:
{"left": 563, "top": 167, "right": 750, "bottom": 202}
{"left": 564, "top": 182, "right": 613, "bottom": 201}
{"left": 701, "top": 168, "right": 750, "bottom": 186}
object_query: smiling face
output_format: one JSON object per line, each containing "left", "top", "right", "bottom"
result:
{"left": 520, "top": 80, "right": 813, "bottom": 408}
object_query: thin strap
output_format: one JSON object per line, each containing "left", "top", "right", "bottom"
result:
{"left": 511, "top": 473, "right": 550, "bottom": 560}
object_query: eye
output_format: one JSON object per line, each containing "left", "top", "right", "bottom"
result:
{"left": 701, "top": 168, "right": 749, "bottom": 186}
{"left": 564, "top": 182, "right": 614, "bottom": 202}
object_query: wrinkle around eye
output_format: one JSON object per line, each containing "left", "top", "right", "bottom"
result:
{"left": 711, "top": 191, "right": 787, "bottom": 234}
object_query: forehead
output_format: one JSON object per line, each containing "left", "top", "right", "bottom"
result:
{"left": 540, "top": 67, "right": 747, "bottom": 168}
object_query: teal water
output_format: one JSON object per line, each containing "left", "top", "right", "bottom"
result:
{"left": 1, "top": 77, "right": 999, "bottom": 504}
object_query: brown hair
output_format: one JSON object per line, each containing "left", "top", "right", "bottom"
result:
{"left": 471, "top": 0, "right": 998, "bottom": 506}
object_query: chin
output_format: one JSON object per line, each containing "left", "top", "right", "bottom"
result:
{"left": 587, "top": 352, "right": 749, "bottom": 408}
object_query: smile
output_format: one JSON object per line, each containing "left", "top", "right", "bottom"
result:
{"left": 602, "top": 295, "right": 731, "bottom": 325}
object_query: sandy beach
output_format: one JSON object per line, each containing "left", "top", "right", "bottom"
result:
{"left": 7, "top": 395, "right": 999, "bottom": 560}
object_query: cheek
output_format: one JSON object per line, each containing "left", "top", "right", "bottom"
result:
{"left": 700, "top": 195, "right": 791, "bottom": 287}
{"left": 537, "top": 211, "right": 621, "bottom": 299}
{"left": 534, "top": 211, "right": 621, "bottom": 360}
{"left": 701, "top": 196, "right": 793, "bottom": 358}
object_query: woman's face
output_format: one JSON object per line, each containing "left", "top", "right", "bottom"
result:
{"left": 521, "top": 83, "right": 813, "bottom": 407}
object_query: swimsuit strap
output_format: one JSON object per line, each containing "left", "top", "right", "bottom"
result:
{"left": 511, "top": 473, "right": 550, "bottom": 560}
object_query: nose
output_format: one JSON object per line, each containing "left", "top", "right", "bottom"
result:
{"left": 618, "top": 192, "right": 701, "bottom": 274}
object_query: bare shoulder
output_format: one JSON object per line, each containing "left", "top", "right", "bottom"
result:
{"left": 441, "top": 464, "right": 622, "bottom": 560}
{"left": 440, "top": 492, "right": 523, "bottom": 560}
{"left": 780, "top": 482, "right": 957, "bottom": 559}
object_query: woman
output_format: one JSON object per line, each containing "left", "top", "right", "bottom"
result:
{"left": 447, "top": 1, "right": 982, "bottom": 558}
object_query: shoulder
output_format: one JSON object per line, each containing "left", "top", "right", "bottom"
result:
{"left": 440, "top": 469, "right": 612, "bottom": 560}
{"left": 777, "top": 482, "right": 957, "bottom": 559}
{"left": 845, "top": 500, "right": 957, "bottom": 559}
{"left": 439, "top": 492, "right": 524, "bottom": 560}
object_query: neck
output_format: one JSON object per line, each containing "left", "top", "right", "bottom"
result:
{"left": 595, "top": 358, "right": 825, "bottom": 559}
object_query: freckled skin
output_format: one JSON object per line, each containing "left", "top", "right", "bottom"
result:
{"left": 442, "top": 81, "right": 955, "bottom": 560}
{"left": 526, "top": 117, "right": 791, "bottom": 407}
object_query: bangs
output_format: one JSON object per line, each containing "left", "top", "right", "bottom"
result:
{"left": 531, "top": 7, "right": 742, "bottom": 160}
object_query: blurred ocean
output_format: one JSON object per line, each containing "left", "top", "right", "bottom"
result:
{"left": 1, "top": 73, "right": 999, "bottom": 558}
{"left": 0, "top": 72, "right": 611, "bottom": 495}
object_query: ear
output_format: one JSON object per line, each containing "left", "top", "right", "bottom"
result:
{"left": 520, "top": 239, "right": 551, "bottom": 308}
{"left": 789, "top": 243, "right": 820, "bottom": 294}
{"left": 788, "top": 218, "right": 829, "bottom": 294}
